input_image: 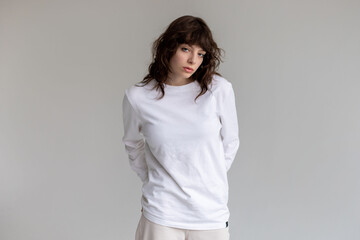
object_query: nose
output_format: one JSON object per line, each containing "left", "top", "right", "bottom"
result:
{"left": 188, "top": 53, "right": 196, "bottom": 64}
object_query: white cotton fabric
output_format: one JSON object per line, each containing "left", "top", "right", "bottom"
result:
{"left": 122, "top": 74, "right": 240, "bottom": 230}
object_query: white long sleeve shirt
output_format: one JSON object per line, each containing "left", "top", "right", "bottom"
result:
{"left": 122, "top": 74, "right": 240, "bottom": 230}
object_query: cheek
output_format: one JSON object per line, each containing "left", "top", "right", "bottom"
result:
{"left": 177, "top": 53, "right": 187, "bottom": 63}
{"left": 171, "top": 54, "right": 181, "bottom": 65}
{"left": 169, "top": 56, "right": 180, "bottom": 69}
{"left": 196, "top": 59, "right": 204, "bottom": 68}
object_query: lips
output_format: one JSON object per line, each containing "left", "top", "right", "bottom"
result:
{"left": 184, "top": 67, "right": 194, "bottom": 72}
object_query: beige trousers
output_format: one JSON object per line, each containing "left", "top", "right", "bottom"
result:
{"left": 135, "top": 213, "right": 230, "bottom": 240}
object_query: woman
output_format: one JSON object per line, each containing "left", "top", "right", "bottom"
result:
{"left": 122, "top": 15, "right": 240, "bottom": 240}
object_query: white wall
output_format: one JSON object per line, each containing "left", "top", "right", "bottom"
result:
{"left": 1, "top": 0, "right": 359, "bottom": 239}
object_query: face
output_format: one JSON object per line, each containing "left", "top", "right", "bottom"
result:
{"left": 167, "top": 43, "right": 206, "bottom": 83}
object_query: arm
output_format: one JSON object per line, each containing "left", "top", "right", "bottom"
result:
{"left": 122, "top": 92, "right": 148, "bottom": 183}
{"left": 218, "top": 82, "right": 240, "bottom": 171}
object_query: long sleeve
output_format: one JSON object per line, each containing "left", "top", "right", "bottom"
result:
{"left": 122, "top": 92, "right": 148, "bottom": 183}
{"left": 217, "top": 82, "right": 240, "bottom": 171}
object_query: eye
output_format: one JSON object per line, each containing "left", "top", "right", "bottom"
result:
{"left": 198, "top": 53, "right": 206, "bottom": 58}
{"left": 181, "top": 47, "right": 189, "bottom": 52}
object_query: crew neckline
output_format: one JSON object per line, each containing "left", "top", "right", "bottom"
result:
{"left": 164, "top": 80, "right": 198, "bottom": 91}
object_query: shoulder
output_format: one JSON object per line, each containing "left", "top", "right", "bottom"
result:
{"left": 209, "top": 74, "right": 234, "bottom": 94}
{"left": 125, "top": 84, "right": 141, "bottom": 101}
{"left": 125, "top": 80, "right": 156, "bottom": 102}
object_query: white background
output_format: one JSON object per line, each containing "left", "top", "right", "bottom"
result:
{"left": 1, "top": 0, "right": 359, "bottom": 239}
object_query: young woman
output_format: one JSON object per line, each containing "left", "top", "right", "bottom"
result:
{"left": 122, "top": 15, "right": 240, "bottom": 240}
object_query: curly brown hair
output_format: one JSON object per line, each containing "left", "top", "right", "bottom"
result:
{"left": 136, "top": 15, "right": 224, "bottom": 102}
